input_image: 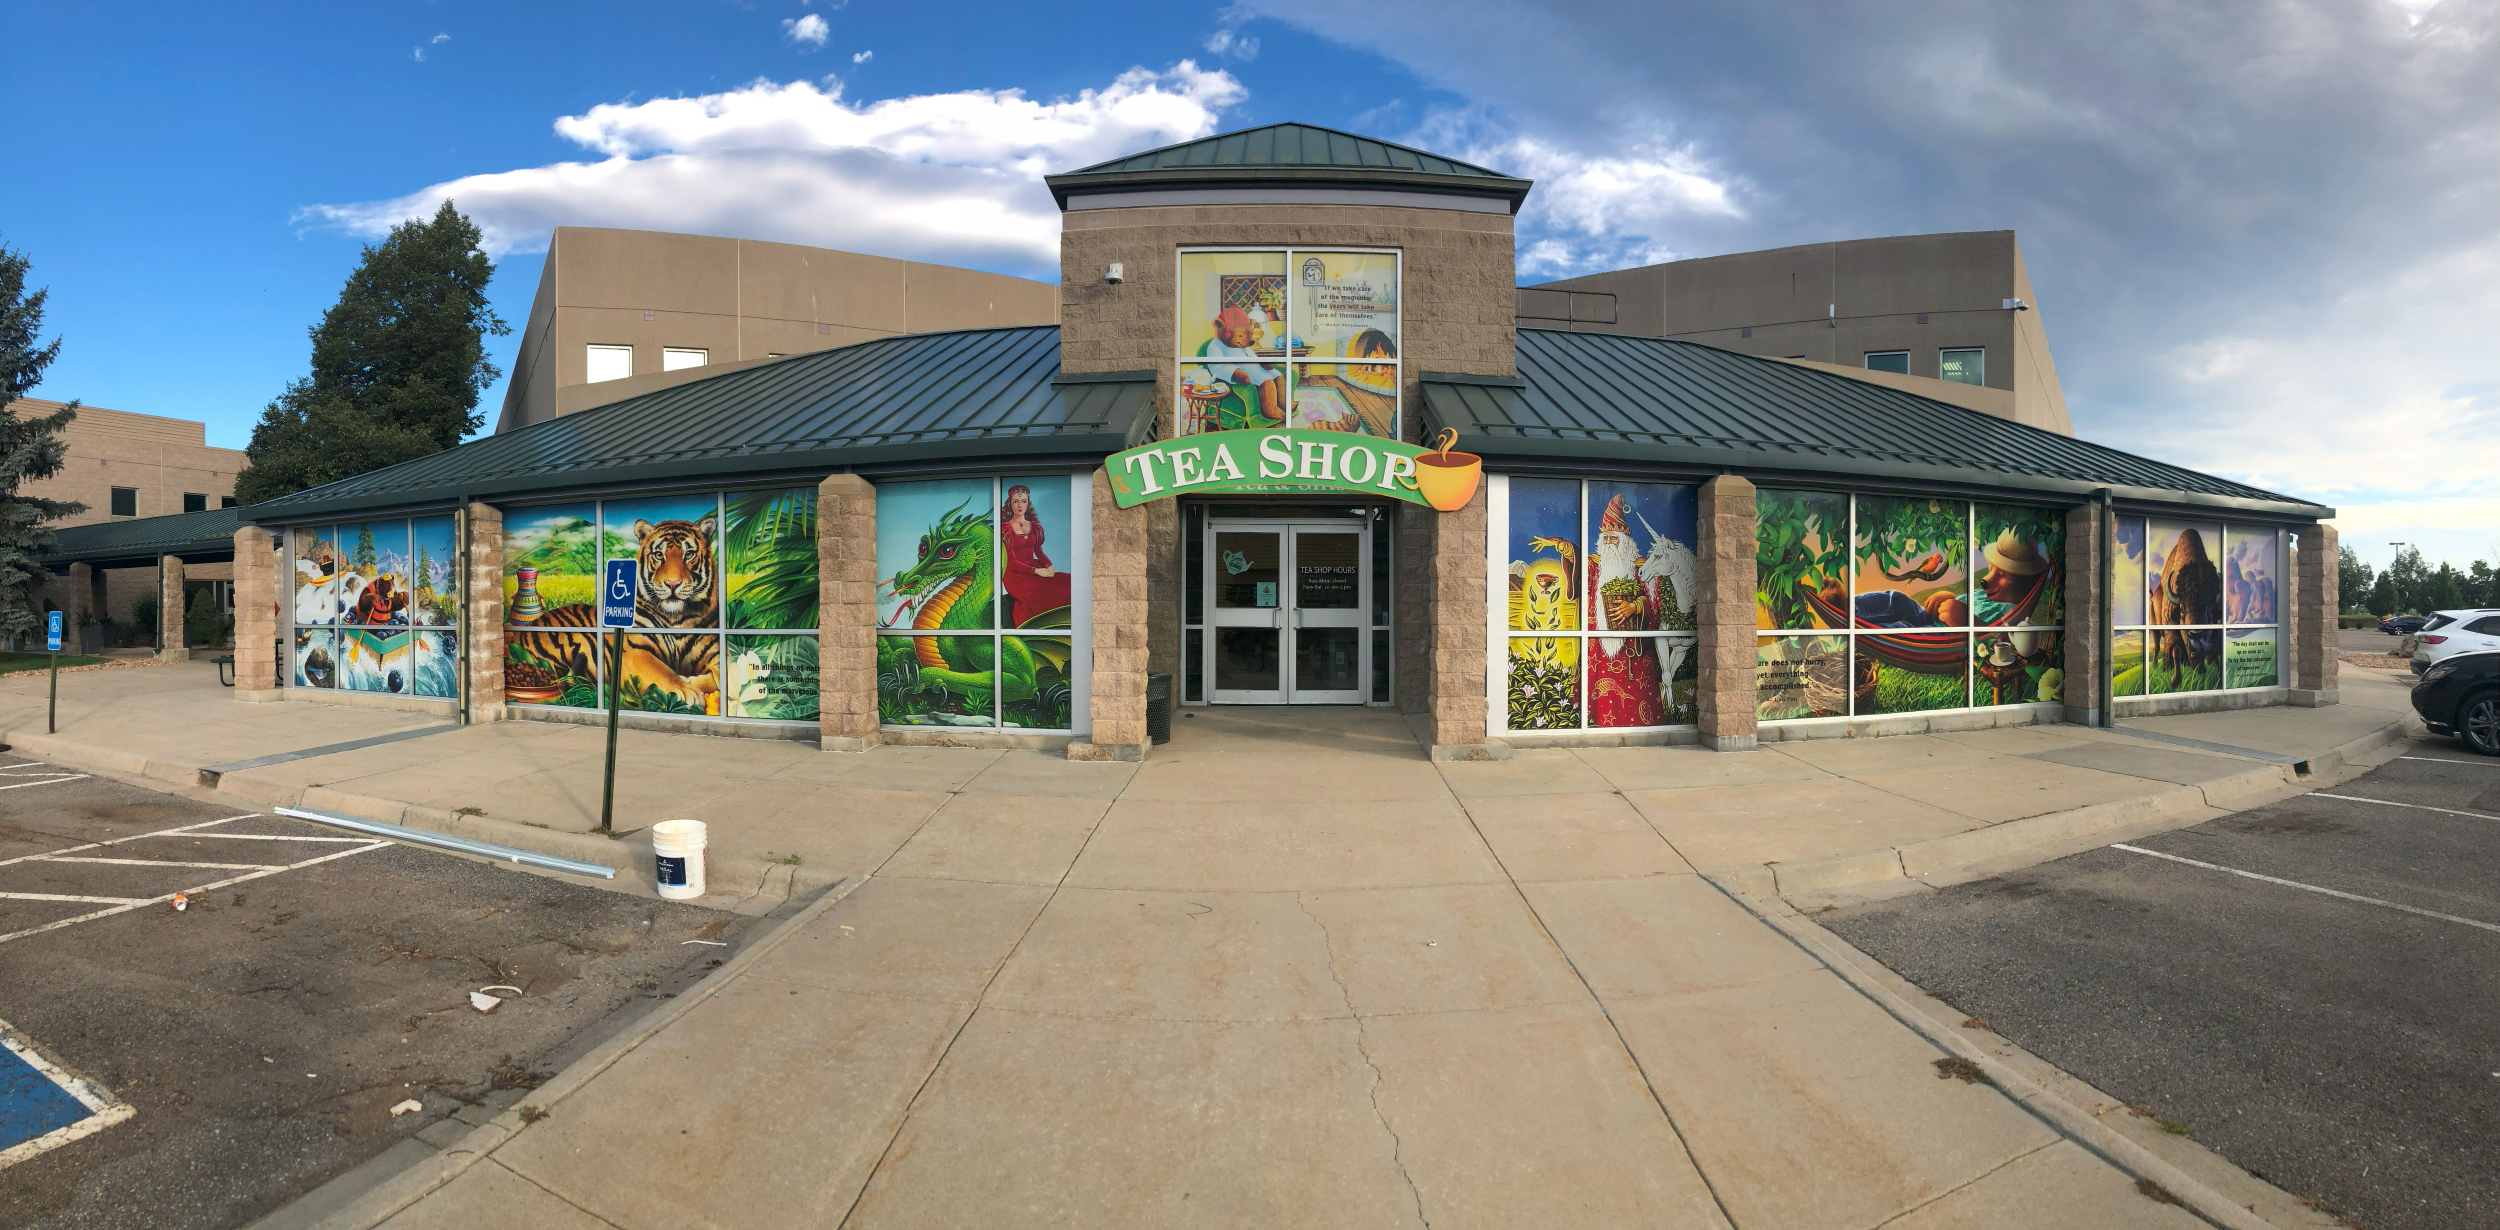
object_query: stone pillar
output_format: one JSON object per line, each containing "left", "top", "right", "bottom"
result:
{"left": 1145, "top": 499, "right": 1181, "bottom": 677}
{"left": 86, "top": 565, "right": 108, "bottom": 634}
{"left": 1425, "top": 481, "right": 1491, "bottom": 757}
{"left": 462, "top": 503, "right": 506, "bottom": 712}
{"left": 232, "top": 527, "right": 279, "bottom": 697}
{"left": 1073, "top": 468, "right": 1148, "bottom": 760}
{"left": 2292, "top": 523, "right": 2339, "bottom": 706}
{"left": 2061, "top": 504, "right": 2103, "bottom": 725}
{"left": 1395, "top": 502, "right": 1435, "bottom": 715}
{"left": 1695, "top": 476, "right": 1759, "bottom": 752}
{"left": 817, "top": 473, "right": 880, "bottom": 751}
{"left": 66, "top": 562, "right": 92, "bottom": 627}
{"left": 157, "top": 556, "right": 188, "bottom": 661}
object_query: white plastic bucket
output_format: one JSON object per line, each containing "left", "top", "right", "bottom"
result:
{"left": 652, "top": 819, "right": 707, "bottom": 900}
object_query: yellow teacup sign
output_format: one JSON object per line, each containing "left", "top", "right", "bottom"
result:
{"left": 1404, "top": 428, "right": 1484, "bottom": 512}
{"left": 1106, "top": 428, "right": 1478, "bottom": 511}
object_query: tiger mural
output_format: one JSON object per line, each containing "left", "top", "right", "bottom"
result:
{"left": 506, "top": 516, "right": 722, "bottom": 713}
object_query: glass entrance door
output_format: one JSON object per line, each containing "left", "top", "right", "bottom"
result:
{"left": 1203, "top": 518, "right": 1370, "bottom": 705}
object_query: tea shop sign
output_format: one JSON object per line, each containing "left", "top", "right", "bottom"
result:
{"left": 1105, "top": 429, "right": 1481, "bottom": 512}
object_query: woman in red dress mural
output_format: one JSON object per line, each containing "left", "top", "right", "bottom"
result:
{"left": 1000, "top": 484, "right": 1072, "bottom": 628}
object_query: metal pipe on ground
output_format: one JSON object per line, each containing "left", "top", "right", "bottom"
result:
{"left": 273, "top": 806, "right": 616, "bottom": 879}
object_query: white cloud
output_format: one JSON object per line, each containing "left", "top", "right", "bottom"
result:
{"left": 1204, "top": 27, "right": 1259, "bottom": 60}
{"left": 412, "top": 47, "right": 424, "bottom": 62}
{"left": 782, "top": 13, "right": 829, "bottom": 47}
{"left": 852, "top": 49, "right": 872, "bottom": 64}
{"left": 294, "top": 65, "right": 1246, "bottom": 277}
{"left": 431, "top": 33, "right": 450, "bottom": 44}
{"left": 1408, "top": 113, "right": 1745, "bottom": 276}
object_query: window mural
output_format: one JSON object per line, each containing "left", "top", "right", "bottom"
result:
{"left": 500, "top": 489, "right": 820, "bottom": 721}
{"left": 1495, "top": 476, "right": 1699, "bottom": 732}
{"left": 1755, "top": 492, "right": 2066, "bottom": 721}
{"left": 1176, "top": 248, "right": 1399, "bottom": 437}
{"left": 875, "top": 476, "right": 1082, "bottom": 731}
{"left": 2111, "top": 515, "right": 2279, "bottom": 696}
{"left": 288, "top": 516, "right": 457, "bottom": 698}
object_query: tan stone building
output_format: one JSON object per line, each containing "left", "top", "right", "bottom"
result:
{"left": 11, "top": 398, "right": 246, "bottom": 628}
{"left": 494, "top": 228, "right": 1062, "bottom": 431}
{"left": 222, "top": 123, "right": 2339, "bottom": 758}
{"left": 1519, "top": 232, "right": 2073, "bottom": 435}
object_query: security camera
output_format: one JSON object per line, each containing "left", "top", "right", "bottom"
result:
{"left": 1105, "top": 263, "right": 1125, "bottom": 285}
{"left": 2002, "top": 297, "right": 2030, "bottom": 311}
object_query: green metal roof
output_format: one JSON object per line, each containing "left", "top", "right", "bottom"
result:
{"left": 1046, "top": 122, "right": 1533, "bottom": 212}
{"left": 1423, "top": 330, "right": 2332, "bottom": 519}
{"left": 245, "top": 327, "right": 1156, "bottom": 524}
{"left": 44, "top": 506, "right": 247, "bottom": 568}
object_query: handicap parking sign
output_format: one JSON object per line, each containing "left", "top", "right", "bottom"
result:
{"left": 602, "top": 559, "right": 638, "bottom": 628}
{"left": 46, "top": 611, "right": 61, "bottom": 653}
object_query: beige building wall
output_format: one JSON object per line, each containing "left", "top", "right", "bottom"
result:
{"left": 1519, "top": 230, "right": 2073, "bottom": 435}
{"left": 496, "top": 228, "right": 1063, "bottom": 431}
{"left": 10, "top": 398, "right": 247, "bottom": 627}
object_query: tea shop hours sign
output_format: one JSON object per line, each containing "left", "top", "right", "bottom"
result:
{"left": 1106, "top": 429, "right": 1480, "bottom": 512}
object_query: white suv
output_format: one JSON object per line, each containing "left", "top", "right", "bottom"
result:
{"left": 2412, "top": 609, "right": 2500, "bottom": 675}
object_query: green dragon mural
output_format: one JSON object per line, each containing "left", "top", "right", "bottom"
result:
{"left": 879, "top": 500, "right": 1073, "bottom": 726}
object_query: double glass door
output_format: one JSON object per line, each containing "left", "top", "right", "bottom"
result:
{"left": 1206, "top": 520, "right": 1369, "bottom": 704}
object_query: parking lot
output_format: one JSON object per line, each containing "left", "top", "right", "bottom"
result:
{"left": 0, "top": 755, "right": 746, "bottom": 1230}
{"left": 1827, "top": 738, "right": 2500, "bottom": 1230}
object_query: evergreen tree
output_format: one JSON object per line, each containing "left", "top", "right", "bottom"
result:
{"left": 2365, "top": 573, "right": 2396, "bottom": 618}
{"left": 2336, "top": 545, "right": 2373, "bottom": 615}
{"left": 355, "top": 523, "right": 377, "bottom": 570}
{"left": 236, "top": 201, "right": 508, "bottom": 503}
{"left": 0, "top": 241, "right": 86, "bottom": 641}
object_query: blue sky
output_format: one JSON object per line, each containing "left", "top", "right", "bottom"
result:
{"left": 10, "top": 0, "right": 2496, "bottom": 571}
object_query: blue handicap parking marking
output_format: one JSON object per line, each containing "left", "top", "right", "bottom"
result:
{"left": 0, "top": 1025, "right": 127, "bottom": 1165}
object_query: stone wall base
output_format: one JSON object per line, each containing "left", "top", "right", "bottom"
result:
{"left": 873, "top": 727, "right": 1078, "bottom": 752}
{"left": 2113, "top": 688, "right": 2291, "bottom": 718}
{"left": 2287, "top": 688, "right": 2340, "bottom": 708}
{"left": 2061, "top": 706, "right": 2104, "bottom": 727}
{"left": 1066, "top": 740, "right": 1145, "bottom": 762}
{"left": 1498, "top": 727, "right": 1703, "bottom": 751}
{"left": 501, "top": 705, "right": 815, "bottom": 741}
{"left": 281, "top": 688, "right": 457, "bottom": 717}
{"left": 236, "top": 688, "right": 284, "bottom": 704}
{"left": 822, "top": 734, "right": 883, "bottom": 753}
{"left": 1760, "top": 703, "right": 2063, "bottom": 742}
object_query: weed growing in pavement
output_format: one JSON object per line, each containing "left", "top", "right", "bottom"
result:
{"left": 455, "top": 806, "right": 486, "bottom": 816}
{"left": 2159, "top": 1116, "right": 2194, "bottom": 1138}
{"left": 490, "top": 1055, "right": 548, "bottom": 1090}
{"left": 2136, "top": 1178, "right": 2184, "bottom": 1206}
{"left": 762, "top": 851, "right": 803, "bottom": 865}
{"left": 1961, "top": 1017, "right": 1991, "bottom": 1031}
{"left": 1932, "top": 1057, "right": 1993, "bottom": 1086}
{"left": 517, "top": 1105, "right": 549, "bottom": 1125}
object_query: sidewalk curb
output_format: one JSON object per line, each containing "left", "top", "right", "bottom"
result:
{"left": 0, "top": 728, "right": 844, "bottom": 903}
{"left": 1751, "top": 718, "right": 2410, "bottom": 905}
{"left": 1703, "top": 874, "right": 2320, "bottom": 1230}
{"left": 254, "top": 872, "right": 870, "bottom": 1230}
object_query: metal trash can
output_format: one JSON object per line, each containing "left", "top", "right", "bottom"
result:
{"left": 1145, "top": 671, "right": 1174, "bottom": 745}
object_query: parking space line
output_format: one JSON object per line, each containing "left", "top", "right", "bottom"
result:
{"left": 0, "top": 776, "right": 87, "bottom": 791}
{"left": 2310, "top": 792, "right": 2500, "bottom": 822}
{"left": 0, "top": 892, "right": 153, "bottom": 905}
{"left": 0, "top": 815, "right": 274, "bottom": 869}
{"left": 0, "top": 841, "right": 392, "bottom": 947}
{"left": 2400, "top": 755, "right": 2499, "bottom": 768}
{"left": 1, "top": 1018, "right": 135, "bottom": 1170}
{"left": 185, "top": 833, "right": 374, "bottom": 843}
{"left": 2111, "top": 843, "right": 2500, "bottom": 935}
{"left": 42, "top": 857, "right": 286, "bottom": 871}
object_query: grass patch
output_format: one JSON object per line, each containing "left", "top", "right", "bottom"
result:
{"left": 1932, "top": 1056, "right": 1994, "bottom": 1086}
{"left": 0, "top": 652, "right": 110, "bottom": 674}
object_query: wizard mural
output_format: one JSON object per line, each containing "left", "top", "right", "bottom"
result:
{"left": 1504, "top": 478, "right": 1699, "bottom": 732}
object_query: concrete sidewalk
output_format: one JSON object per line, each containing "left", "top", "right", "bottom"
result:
{"left": 2, "top": 667, "right": 2415, "bottom": 1228}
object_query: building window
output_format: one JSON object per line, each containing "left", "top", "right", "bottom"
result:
{"left": 662, "top": 348, "right": 708, "bottom": 372}
{"left": 1863, "top": 351, "right": 1910, "bottom": 374}
{"left": 183, "top": 493, "right": 208, "bottom": 513}
{"left": 874, "top": 477, "right": 1088, "bottom": 732}
{"left": 2111, "top": 518, "right": 2281, "bottom": 697}
{"left": 586, "top": 345, "right": 633, "bottom": 384}
{"left": 1752, "top": 493, "right": 2069, "bottom": 721}
{"left": 110, "top": 487, "right": 137, "bottom": 517}
{"left": 500, "top": 490, "right": 823, "bottom": 721}
{"left": 1177, "top": 248, "right": 1400, "bottom": 438}
{"left": 288, "top": 517, "right": 460, "bottom": 696}
{"left": 222, "top": 496, "right": 238, "bottom": 509}
{"left": 1490, "top": 476, "right": 1701, "bottom": 733}
{"left": 1940, "top": 348, "right": 1984, "bottom": 386}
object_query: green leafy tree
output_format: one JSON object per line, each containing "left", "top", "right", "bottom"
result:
{"left": 237, "top": 201, "right": 508, "bottom": 503}
{"left": 2426, "top": 563, "right": 2466, "bottom": 613}
{"left": 2365, "top": 573, "right": 2397, "bottom": 617}
{"left": 2384, "top": 546, "right": 2430, "bottom": 614}
{"left": 2337, "top": 545, "right": 2373, "bottom": 615}
{"left": 185, "top": 586, "right": 230, "bottom": 647}
{"left": 0, "top": 241, "right": 87, "bottom": 641}
{"left": 2469, "top": 559, "right": 2498, "bottom": 609}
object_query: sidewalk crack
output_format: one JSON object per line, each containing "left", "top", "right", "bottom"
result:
{"left": 1297, "top": 890, "right": 1430, "bottom": 1230}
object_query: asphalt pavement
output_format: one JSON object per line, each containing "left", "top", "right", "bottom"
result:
{"left": 0, "top": 755, "right": 747, "bottom": 1230}
{"left": 1825, "top": 738, "right": 2500, "bottom": 1230}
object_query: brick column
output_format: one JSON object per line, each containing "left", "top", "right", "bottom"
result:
{"left": 462, "top": 503, "right": 506, "bottom": 712}
{"left": 817, "top": 473, "right": 880, "bottom": 751}
{"left": 2292, "top": 523, "right": 2339, "bottom": 706}
{"left": 1146, "top": 499, "right": 1182, "bottom": 677}
{"left": 157, "top": 556, "right": 188, "bottom": 661}
{"left": 2061, "top": 504, "right": 2103, "bottom": 725}
{"left": 1395, "top": 502, "right": 1435, "bottom": 715}
{"left": 1695, "top": 476, "right": 1759, "bottom": 752}
{"left": 1425, "top": 481, "right": 1491, "bottom": 757}
{"left": 1074, "top": 467, "right": 1148, "bottom": 760}
{"left": 232, "top": 527, "right": 279, "bottom": 697}
{"left": 66, "top": 563, "right": 92, "bottom": 627}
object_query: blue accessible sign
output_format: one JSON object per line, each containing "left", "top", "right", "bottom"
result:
{"left": 46, "top": 611, "right": 61, "bottom": 653}
{"left": 601, "top": 559, "right": 638, "bottom": 628}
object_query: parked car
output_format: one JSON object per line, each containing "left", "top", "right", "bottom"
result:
{"left": 2412, "top": 651, "right": 2500, "bottom": 756}
{"left": 2410, "top": 609, "right": 2500, "bottom": 675}
{"left": 2381, "top": 614, "right": 2429, "bottom": 634}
